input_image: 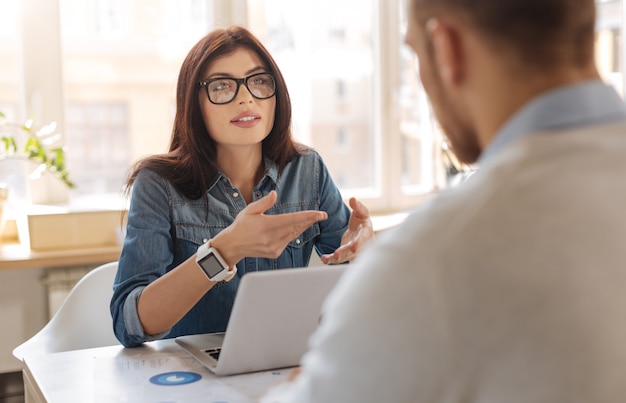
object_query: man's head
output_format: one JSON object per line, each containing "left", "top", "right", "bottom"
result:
{"left": 405, "top": 0, "right": 598, "bottom": 164}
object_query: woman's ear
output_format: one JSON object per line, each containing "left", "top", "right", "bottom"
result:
{"left": 426, "top": 18, "right": 465, "bottom": 89}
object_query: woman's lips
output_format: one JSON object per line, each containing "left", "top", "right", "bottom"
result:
{"left": 231, "top": 113, "right": 261, "bottom": 128}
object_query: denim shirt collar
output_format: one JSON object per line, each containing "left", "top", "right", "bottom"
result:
{"left": 207, "top": 156, "right": 279, "bottom": 193}
{"left": 479, "top": 79, "right": 626, "bottom": 165}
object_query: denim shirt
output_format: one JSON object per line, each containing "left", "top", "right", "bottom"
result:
{"left": 111, "top": 149, "right": 350, "bottom": 347}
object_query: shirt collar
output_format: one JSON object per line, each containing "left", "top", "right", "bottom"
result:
{"left": 479, "top": 79, "right": 626, "bottom": 164}
{"left": 207, "top": 156, "right": 279, "bottom": 192}
{"left": 264, "top": 156, "right": 280, "bottom": 186}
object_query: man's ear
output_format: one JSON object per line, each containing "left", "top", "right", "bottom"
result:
{"left": 425, "top": 18, "right": 465, "bottom": 89}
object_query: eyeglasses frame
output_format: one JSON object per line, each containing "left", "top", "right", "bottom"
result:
{"left": 198, "top": 72, "right": 277, "bottom": 105}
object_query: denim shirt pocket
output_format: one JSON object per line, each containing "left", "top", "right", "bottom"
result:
{"left": 278, "top": 223, "right": 320, "bottom": 268}
{"left": 176, "top": 222, "right": 233, "bottom": 290}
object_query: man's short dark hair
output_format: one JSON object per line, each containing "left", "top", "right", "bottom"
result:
{"left": 412, "top": 0, "right": 596, "bottom": 69}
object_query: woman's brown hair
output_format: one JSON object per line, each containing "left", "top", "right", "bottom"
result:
{"left": 125, "top": 26, "right": 299, "bottom": 199}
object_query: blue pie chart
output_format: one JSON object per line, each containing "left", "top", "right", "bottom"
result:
{"left": 149, "top": 371, "right": 202, "bottom": 386}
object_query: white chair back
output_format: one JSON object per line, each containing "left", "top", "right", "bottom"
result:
{"left": 13, "top": 261, "right": 120, "bottom": 362}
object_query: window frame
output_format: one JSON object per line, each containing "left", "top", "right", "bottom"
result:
{"left": 15, "top": 0, "right": 435, "bottom": 213}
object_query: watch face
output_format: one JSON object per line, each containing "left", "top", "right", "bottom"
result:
{"left": 198, "top": 252, "right": 225, "bottom": 279}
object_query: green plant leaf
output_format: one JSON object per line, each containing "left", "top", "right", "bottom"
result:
{"left": 1, "top": 136, "right": 17, "bottom": 153}
{"left": 25, "top": 136, "right": 45, "bottom": 160}
{"left": 0, "top": 111, "right": 75, "bottom": 189}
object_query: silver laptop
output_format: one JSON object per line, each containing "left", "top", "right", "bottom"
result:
{"left": 175, "top": 264, "right": 347, "bottom": 376}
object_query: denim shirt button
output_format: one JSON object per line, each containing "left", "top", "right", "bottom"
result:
{"left": 255, "top": 191, "right": 262, "bottom": 198}
{"left": 232, "top": 192, "right": 239, "bottom": 198}
{"left": 295, "top": 238, "right": 301, "bottom": 245}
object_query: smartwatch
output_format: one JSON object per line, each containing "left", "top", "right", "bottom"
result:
{"left": 196, "top": 242, "right": 231, "bottom": 282}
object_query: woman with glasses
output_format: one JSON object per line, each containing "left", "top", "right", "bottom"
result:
{"left": 110, "top": 26, "right": 374, "bottom": 348}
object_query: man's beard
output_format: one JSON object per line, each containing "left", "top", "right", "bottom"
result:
{"left": 429, "top": 79, "right": 482, "bottom": 165}
{"left": 442, "top": 121, "right": 482, "bottom": 165}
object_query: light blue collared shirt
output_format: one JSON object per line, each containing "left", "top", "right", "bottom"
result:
{"left": 479, "top": 79, "right": 626, "bottom": 165}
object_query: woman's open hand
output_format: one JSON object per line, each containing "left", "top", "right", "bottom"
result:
{"left": 211, "top": 191, "right": 328, "bottom": 267}
{"left": 320, "top": 197, "right": 374, "bottom": 264}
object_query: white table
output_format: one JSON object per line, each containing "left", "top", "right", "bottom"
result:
{"left": 21, "top": 339, "right": 291, "bottom": 402}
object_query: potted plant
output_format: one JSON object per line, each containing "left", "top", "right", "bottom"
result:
{"left": 0, "top": 111, "right": 74, "bottom": 239}
{"left": 0, "top": 111, "right": 74, "bottom": 189}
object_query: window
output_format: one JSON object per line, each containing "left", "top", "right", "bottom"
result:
{"left": 0, "top": 0, "right": 21, "bottom": 120}
{"left": 16, "top": 1, "right": 615, "bottom": 213}
{"left": 397, "top": 0, "right": 442, "bottom": 193}
{"left": 596, "top": 0, "right": 624, "bottom": 96}
{"left": 66, "top": 103, "right": 129, "bottom": 194}
{"left": 61, "top": 0, "right": 128, "bottom": 39}
{"left": 336, "top": 127, "right": 350, "bottom": 152}
{"left": 247, "top": 0, "right": 436, "bottom": 211}
{"left": 0, "top": 0, "right": 25, "bottom": 209}
{"left": 58, "top": 0, "right": 214, "bottom": 199}
{"left": 248, "top": 0, "right": 378, "bottom": 199}
{"left": 10, "top": 0, "right": 435, "bottom": 212}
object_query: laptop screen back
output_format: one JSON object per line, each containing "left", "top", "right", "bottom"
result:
{"left": 177, "top": 264, "right": 348, "bottom": 376}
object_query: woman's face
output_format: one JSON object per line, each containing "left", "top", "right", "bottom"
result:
{"left": 199, "top": 47, "right": 277, "bottom": 153}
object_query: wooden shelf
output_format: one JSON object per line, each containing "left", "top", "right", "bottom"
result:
{"left": 0, "top": 242, "right": 121, "bottom": 270}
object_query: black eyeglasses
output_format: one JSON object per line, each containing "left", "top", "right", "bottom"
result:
{"left": 198, "top": 72, "right": 276, "bottom": 105}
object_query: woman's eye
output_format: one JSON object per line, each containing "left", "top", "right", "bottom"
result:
{"left": 253, "top": 76, "right": 272, "bottom": 85}
{"left": 211, "top": 80, "right": 232, "bottom": 91}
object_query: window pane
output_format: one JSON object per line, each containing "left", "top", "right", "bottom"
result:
{"left": 0, "top": 0, "right": 26, "bottom": 208}
{"left": 59, "top": 0, "right": 214, "bottom": 198}
{"left": 248, "top": 0, "right": 378, "bottom": 193}
{"left": 0, "top": 0, "right": 21, "bottom": 121}
{"left": 596, "top": 0, "right": 624, "bottom": 96}
{"left": 398, "top": 2, "right": 437, "bottom": 192}
{"left": 66, "top": 103, "right": 129, "bottom": 194}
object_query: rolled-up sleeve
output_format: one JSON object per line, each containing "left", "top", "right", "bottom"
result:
{"left": 110, "top": 169, "right": 177, "bottom": 347}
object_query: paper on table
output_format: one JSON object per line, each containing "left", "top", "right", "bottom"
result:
{"left": 94, "top": 350, "right": 289, "bottom": 403}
